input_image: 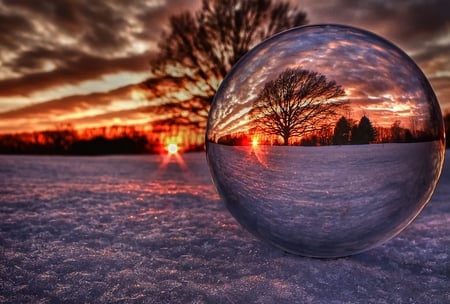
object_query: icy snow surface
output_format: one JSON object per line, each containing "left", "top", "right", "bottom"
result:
{"left": 207, "top": 142, "right": 443, "bottom": 257}
{"left": 0, "top": 152, "right": 449, "bottom": 303}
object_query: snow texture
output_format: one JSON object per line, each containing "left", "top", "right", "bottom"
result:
{"left": 207, "top": 142, "right": 443, "bottom": 257}
{"left": 0, "top": 152, "right": 449, "bottom": 303}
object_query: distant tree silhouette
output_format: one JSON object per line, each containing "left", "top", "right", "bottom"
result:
{"left": 352, "top": 115, "right": 376, "bottom": 144}
{"left": 350, "top": 124, "right": 359, "bottom": 143}
{"left": 391, "top": 120, "right": 403, "bottom": 142}
{"left": 249, "top": 68, "right": 347, "bottom": 145}
{"left": 69, "top": 136, "right": 149, "bottom": 155}
{"left": 389, "top": 120, "right": 421, "bottom": 143}
{"left": 333, "top": 116, "right": 352, "bottom": 145}
{"left": 0, "top": 125, "right": 205, "bottom": 155}
{"left": 147, "top": 0, "right": 308, "bottom": 130}
{"left": 217, "top": 134, "right": 251, "bottom": 146}
{"left": 300, "top": 127, "right": 333, "bottom": 146}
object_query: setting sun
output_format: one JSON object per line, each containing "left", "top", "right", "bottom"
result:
{"left": 167, "top": 143, "right": 178, "bottom": 155}
{"left": 252, "top": 138, "right": 259, "bottom": 147}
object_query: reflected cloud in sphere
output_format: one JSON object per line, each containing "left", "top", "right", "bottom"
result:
{"left": 206, "top": 24, "right": 445, "bottom": 258}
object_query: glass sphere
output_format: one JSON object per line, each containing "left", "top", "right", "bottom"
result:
{"left": 206, "top": 24, "right": 445, "bottom": 258}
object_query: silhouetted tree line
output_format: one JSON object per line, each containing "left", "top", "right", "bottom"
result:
{"left": 0, "top": 126, "right": 204, "bottom": 155}
{"left": 215, "top": 114, "right": 442, "bottom": 147}
{"left": 0, "top": 132, "right": 150, "bottom": 155}
{"left": 304, "top": 115, "right": 438, "bottom": 145}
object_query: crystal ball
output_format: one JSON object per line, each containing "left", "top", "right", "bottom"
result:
{"left": 206, "top": 24, "right": 445, "bottom": 257}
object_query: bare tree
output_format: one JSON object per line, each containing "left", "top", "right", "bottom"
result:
{"left": 146, "top": 0, "right": 307, "bottom": 130}
{"left": 249, "top": 68, "right": 347, "bottom": 145}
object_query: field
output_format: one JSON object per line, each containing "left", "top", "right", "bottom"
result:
{"left": 1, "top": 150, "right": 449, "bottom": 303}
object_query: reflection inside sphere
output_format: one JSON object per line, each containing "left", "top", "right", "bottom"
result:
{"left": 206, "top": 24, "right": 445, "bottom": 258}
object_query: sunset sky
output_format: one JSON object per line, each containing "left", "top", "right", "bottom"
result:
{"left": 207, "top": 24, "right": 441, "bottom": 140}
{"left": 0, "top": 0, "right": 449, "bottom": 134}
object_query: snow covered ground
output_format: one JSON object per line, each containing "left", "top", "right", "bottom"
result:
{"left": 207, "top": 142, "right": 444, "bottom": 257}
{"left": 0, "top": 152, "right": 449, "bottom": 303}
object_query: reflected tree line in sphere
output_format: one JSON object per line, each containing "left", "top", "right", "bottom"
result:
{"left": 214, "top": 114, "right": 436, "bottom": 147}
{"left": 211, "top": 68, "right": 442, "bottom": 147}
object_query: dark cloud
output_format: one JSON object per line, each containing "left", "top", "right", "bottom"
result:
{"left": 136, "top": 0, "right": 202, "bottom": 38}
{"left": 1, "top": 0, "right": 200, "bottom": 53}
{"left": 0, "top": 12, "right": 33, "bottom": 51}
{"left": 0, "top": 52, "right": 152, "bottom": 97}
{"left": 3, "top": 0, "right": 82, "bottom": 24}
{"left": 429, "top": 76, "right": 450, "bottom": 112}
{"left": 0, "top": 74, "right": 177, "bottom": 123}
{"left": 389, "top": 0, "right": 450, "bottom": 39}
{"left": 303, "top": 0, "right": 450, "bottom": 46}
{"left": 0, "top": 0, "right": 200, "bottom": 95}
{"left": 0, "top": 82, "right": 166, "bottom": 132}
{"left": 412, "top": 44, "right": 450, "bottom": 75}
{"left": 0, "top": 84, "right": 137, "bottom": 120}
{"left": 82, "top": 18, "right": 129, "bottom": 52}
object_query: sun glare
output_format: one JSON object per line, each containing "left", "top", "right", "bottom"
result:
{"left": 158, "top": 142, "right": 187, "bottom": 171}
{"left": 167, "top": 143, "right": 178, "bottom": 155}
{"left": 252, "top": 138, "right": 258, "bottom": 148}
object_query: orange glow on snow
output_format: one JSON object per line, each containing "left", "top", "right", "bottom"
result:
{"left": 249, "top": 139, "right": 269, "bottom": 169}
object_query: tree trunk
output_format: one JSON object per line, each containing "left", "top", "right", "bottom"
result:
{"left": 282, "top": 134, "right": 289, "bottom": 146}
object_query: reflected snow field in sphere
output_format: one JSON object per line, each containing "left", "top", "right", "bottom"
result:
{"left": 206, "top": 25, "right": 445, "bottom": 257}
